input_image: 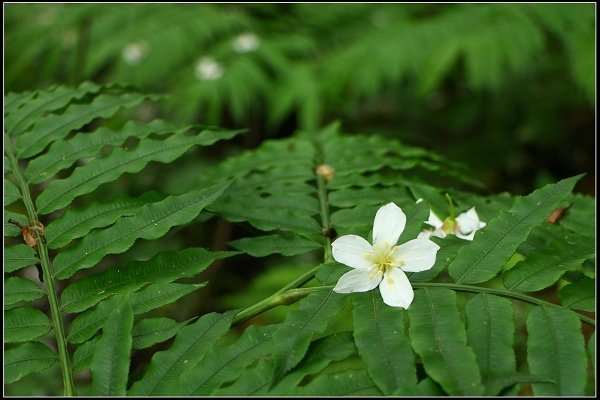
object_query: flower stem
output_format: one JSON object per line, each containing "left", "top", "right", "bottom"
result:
{"left": 232, "top": 287, "right": 317, "bottom": 325}
{"left": 4, "top": 134, "right": 76, "bottom": 396}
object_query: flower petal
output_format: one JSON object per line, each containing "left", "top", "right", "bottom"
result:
{"left": 331, "top": 234, "right": 374, "bottom": 270}
{"left": 425, "top": 210, "right": 444, "bottom": 229}
{"left": 333, "top": 268, "right": 382, "bottom": 293}
{"left": 456, "top": 207, "right": 482, "bottom": 235}
{"left": 456, "top": 230, "right": 476, "bottom": 241}
{"left": 394, "top": 238, "right": 440, "bottom": 272}
{"left": 372, "top": 202, "right": 406, "bottom": 247}
{"left": 379, "top": 267, "right": 414, "bottom": 309}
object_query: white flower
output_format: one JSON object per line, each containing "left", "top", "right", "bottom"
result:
{"left": 418, "top": 207, "right": 486, "bottom": 241}
{"left": 195, "top": 57, "right": 224, "bottom": 81}
{"left": 332, "top": 202, "right": 440, "bottom": 309}
{"left": 122, "top": 41, "right": 148, "bottom": 66}
{"left": 232, "top": 32, "right": 260, "bottom": 53}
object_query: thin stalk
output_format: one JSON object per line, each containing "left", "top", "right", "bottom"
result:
{"left": 4, "top": 134, "right": 76, "bottom": 396}
{"left": 232, "top": 287, "right": 317, "bottom": 325}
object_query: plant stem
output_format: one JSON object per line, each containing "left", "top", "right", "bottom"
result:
{"left": 233, "top": 281, "right": 595, "bottom": 327}
{"left": 232, "top": 287, "right": 317, "bottom": 325}
{"left": 4, "top": 134, "right": 76, "bottom": 396}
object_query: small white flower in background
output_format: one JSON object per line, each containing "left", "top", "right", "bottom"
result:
{"left": 232, "top": 32, "right": 260, "bottom": 53}
{"left": 418, "top": 206, "right": 486, "bottom": 241}
{"left": 122, "top": 41, "right": 148, "bottom": 66}
{"left": 195, "top": 57, "right": 224, "bottom": 81}
{"left": 332, "top": 202, "right": 440, "bottom": 309}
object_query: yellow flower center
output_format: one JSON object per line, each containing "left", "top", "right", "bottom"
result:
{"left": 441, "top": 217, "right": 458, "bottom": 235}
{"left": 367, "top": 242, "right": 404, "bottom": 282}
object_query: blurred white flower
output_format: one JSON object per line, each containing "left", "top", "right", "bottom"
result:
{"left": 332, "top": 202, "right": 440, "bottom": 309}
{"left": 232, "top": 32, "right": 260, "bottom": 54}
{"left": 195, "top": 57, "right": 224, "bottom": 81}
{"left": 122, "top": 41, "right": 148, "bottom": 66}
{"left": 418, "top": 207, "right": 486, "bottom": 241}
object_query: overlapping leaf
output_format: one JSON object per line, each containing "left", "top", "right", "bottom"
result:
{"left": 4, "top": 342, "right": 57, "bottom": 384}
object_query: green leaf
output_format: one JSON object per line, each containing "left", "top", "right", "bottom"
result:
{"left": 61, "top": 248, "right": 233, "bottom": 313}
{"left": 267, "top": 331, "right": 358, "bottom": 395}
{"left": 4, "top": 277, "right": 46, "bottom": 306}
{"left": 35, "top": 129, "right": 238, "bottom": 215}
{"left": 398, "top": 200, "right": 430, "bottom": 244}
{"left": 588, "top": 332, "right": 595, "bottom": 373}
{"left": 270, "top": 285, "right": 346, "bottom": 383}
{"left": 4, "top": 342, "right": 57, "bottom": 384}
{"left": 4, "top": 244, "right": 39, "bottom": 273}
{"left": 4, "top": 210, "right": 27, "bottom": 237}
{"left": 129, "top": 282, "right": 206, "bottom": 315}
{"left": 465, "top": 293, "right": 516, "bottom": 386}
{"left": 351, "top": 291, "right": 416, "bottom": 394}
{"left": 52, "top": 182, "right": 229, "bottom": 279}
{"left": 24, "top": 119, "right": 181, "bottom": 184}
{"left": 408, "top": 288, "right": 483, "bottom": 395}
{"left": 72, "top": 337, "right": 98, "bottom": 372}
{"left": 483, "top": 374, "right": 554, "bottom": 396}
{"left": 15, "top": 91, "right": 158, "bottom": 158}
{"left": 558, "top": 193, "right": 595, "bottom": 238}
{"left": 4, "top": 81, "right": 102, "bottom": 136}
{"left": 127, "top": 311, "right": 234, "bottom": 396}
{"left": 503, "top": 232, "right": 594, "bottom": 291}
{"left": 4, "top": 307, "right": 52, "bottom": 343}
{"left": 91, "top": 294, "right": 133, "bottom": 396}
{"left": 408, "top": 235, "right": 466, "bottom": 283}
{"left": 68, "top": 297, "right": 123, "bottom": 344}
{"left": 558, "top": 276, "right": 595, "bottom": 312}
{"left": 294, "top": 369, "right": 383, "bottom": 396}
{"left": 132, "top": 317, "right": 191, "bottom": 350}
{"left": 178, "top": 325, "right": 276, "bottom": 395}
{"left": 526, "top": 306, "right": 587, "bottom": 395}
{"left": 228, "top": 234, "right": 322, "bottom": 257}
{"left": 44, "top": 192, "right": 163, "bottom": 249}
{"left": 213, "top": 360, "right": 274, "bottom": 396}
{"left": 4, "top": 179, "right": 21, "bottom": 206}
{"left": 449, "top": 175, "right": 582, "bottom": 284}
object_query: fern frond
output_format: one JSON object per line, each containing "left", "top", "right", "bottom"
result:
{"left": 4, "top": 277, "right": 46, "bottom": 307}
{"left": 4, "top": 307, "right": 52, "bottom": 343}
{"left": 4, "top": 342, "right": 57, "bottom": 384}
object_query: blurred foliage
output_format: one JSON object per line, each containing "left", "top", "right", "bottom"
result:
{"left": 4, "top": 3, "right": 595, "bottom": 194}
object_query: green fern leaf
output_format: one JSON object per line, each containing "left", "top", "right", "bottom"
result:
{"left": 449, "top": 175, "right": 581, "bottom": 284}
{"left": 67, "top": 297, "right": 122, "bottom": 344}
{"left": 408, "top": 235, "right": 466, "bottom": 283}
{"left": 4, "top": 178, "right": 21, "bottom": 206}
{"left": 4, "top": 81, "right": 101, "bottom": 136}
{"left": 178, "top": 325, "right": 276, "bottom": 395}
{"left": 4, "top": 277, "right": 46, "bottom": 306}
{"left": 35, "top": 129, "right": 238, "bottom": 215}
{"left": 294, "top": 369, "right": 383, "bottom": 396}
{"left": 4, "top": 342, "right": 57, "bottom": 384}
{"left": 127, "top": 311, "right": 234, "bottom": 396}
{"left": 91, "top": 294, "right": 133, "bottom": 396}
{"left": 465, "top": 293, "right": 516, "bottom": 387}
{"left": 558, "top": 193, "right": 595, "bottom": 238}
{"left": 526, "top": 306, "right": 587, "bottom": 395}
{"left": 588, "top": 332, "right": 595, "bottom": 372}
{"left": 270, "top": 266, "right": 347, "bottom": 383}
{"left": 52, "top": 182, "right": 229, "bottom": 279}
{"left": 44, "top": 192, "right": 163, "bottom": 249}
{"left": 60, "top": 248, "right": 233, "bottom": 313}
{"left": 267, "top": 331, "right": 358, "bottom": 395}
{"left": 558, "top": 276, "right": 594, "bottom": 312}
{"left": 408, "top": 288, "right": 483, "bottom": 396}
{"left": 503, "top": 232, "right": 594, "bottom": 292}
{"left": 3, "top": 244, "right": 39, "bottom": 273}
{"left": 15, "top": 91, "right": 159, "bottom": 158}
{"left": 132, "top": 317, "right": 191, "bottom": 350}
{"left": 483, "top": 374, "right": 554, "bottom": 396}
{"left": 5, "top": 307, "right": 52, "bottom": 343}
{"left": 228, "top": 234, "right": 322, "bottom": 257}
{"left": 23, "top": 119, "right": 181, "bottom": 184}
{"left": 72, "top": 337, "right": 98, "bottom": 372}
{"left": 213, "top": 360, "right": 275, "bottom": 396}
{"left": 4, "top": 90, "right": 36, "bottom": 118}
{"left": 4, "top": 211, "right": 27, "bottom": 237}
{"left": 352, "top": 291, "right": 416, "bottom": 394}
{"left": 392, "top": 377, "right": 446, "bottom": 396}
{"left": 129, "top": 282, "right": 206, "bottom": 315}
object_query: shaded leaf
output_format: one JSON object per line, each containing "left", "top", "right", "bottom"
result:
{"left": 352, "top": 290, "right": 416, "bottom": 394}
{"left": 132, "top": 317, "right": 191, "bottom": 350}
{"left": 127, "top": 311, "right": 234, "bottom": 396}
{"left": 558, "top": 276, "right": 595, "bottom": 312}
{"left": 4, "top": 179, "right": 21, "bottom": 206}
{"left": 4, "top": 277, "right": 46, "bottom": 306}
{"left": 4, "top": 244, "right": 39, "bottom": 273}
{"left": 53, "top": 182, "right": 229, "bottom": 279}
{"left": 4, "top": 342, "right": 57, "bottom": 384}
{"left": 527, "top": 306, "right": 587, "bottom": 395}
{"left": 449, "top": 175, "right": 581, "bottom": 284}
{"left": 465, "top": 293, "right": 516, "bottom": 384}
{"left": 294, "top": 369, "right": 382, "bottom": 396}
{"left": 91, "top": 294, "right": 133, "bottom": 396}
{"left": 72, "top": 337, "right": 98, "bottom": 372}
{"left": 408, "top": 288, "right": 483, "bottom": 395}
{"left": 4, "top": 307, "right": 52, "bottom": 343}
{"left": 129, "top": 282, "right": 206, "bottom": 315}
{"left": 228, "top": 234, "right": 322, "bottom": 257}
{"left": 503, "top": 232, "right": 594, "bottom": 292}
